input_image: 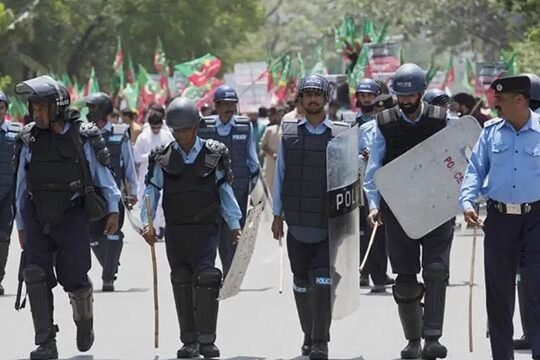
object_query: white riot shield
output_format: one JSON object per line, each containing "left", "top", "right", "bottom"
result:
{"left": 327, "top": 127, "right": 361, "bottom": 320}
{"left": 218, "top": 201, "right": 264, "bottom": 300}
{"left": 374, "top": 115, "right": 482, "bottom": 239}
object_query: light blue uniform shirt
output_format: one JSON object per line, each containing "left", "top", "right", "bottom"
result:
{"left": 16, "top": 122, "right": 121, "bottom": 230}
{"left": 359, "top": 118, "right": 376, "bottom": 153}
{"left": 140, "top": 137, "right": 242, "bottom": 230}
{"left": 100, "top": 122, "right": 138, "bottom": 196}
{"left": 460, "top": 111, "right": 540, "bottom": 210}
{"left": 216, "top": 115, "right": 260, "bottom": 187}
{"left": 363, "top": 103, "right": 426, "bottom": 210}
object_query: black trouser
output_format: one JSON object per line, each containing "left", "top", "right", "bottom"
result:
{"left": 89, "top": 202, "right": 125, "bottom": 281}
{"left": 0, "top": 193, "right": 15, "bottom": 283}
{"left": 359, "top": 204, "right": 388, "bottom": 285}
{"left": 483, "top": 206, "right": 540, "bottom": 360}
{"left": 22, "top": 198, "right": 91, "bottom": 292}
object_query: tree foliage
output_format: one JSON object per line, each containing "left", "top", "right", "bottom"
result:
{"left": 0, "top": 0, "right": 264, "bottom": 91}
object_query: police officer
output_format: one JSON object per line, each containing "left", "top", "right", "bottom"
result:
{"left": 198, "top": 85, "right": 260, "bottom": 276}
{"left": 0, "top": 90, "right": 21, "bottom": 295}
{"left": 272, "top": 74, "right": 350, "bottom": 360}
{"left": 460, "top": 75, "right": 540, "bottom": 360}
{"left": 364, "top": 63, "right": 453, "bottom": 359}
{"left": 84, "top": 92, "right": 138, "bottom": 292}
{"left": 355, "top": 78, "right": 382, "bottom": 126}
{"left": 141, "top": 97, "right": 242, "bottom": 359}
{"left": 14, "top": 76, "right": 121, "bottom": 359}
{"left": 509, "top": 73, "right": 540, "bottom": 352}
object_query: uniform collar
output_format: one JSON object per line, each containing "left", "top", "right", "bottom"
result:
{"left": 298, "top": 116, "right": 334, "bottom": 129}
{"left": 99, "top": 121, "right": 113, "bottom": 134}
{"left": 217, "top": 115, "right": 236, "bottom": 128}
{"left": 499, "top": 110, "right": 540, "bottom": 133}
{"left": 174, "top": 136, "right": 203, "bottom": 157}
{"left": 399, "top": 102, "right": 425, "bottom": 123}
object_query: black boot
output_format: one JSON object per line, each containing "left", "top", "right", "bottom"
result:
{"left": 309, "top": 269, "right": 331, "bottom": 360}
{"left": 514, "top": 270, "right": 532, "bottom": 350}
{"left": 195, "top": 268, "right": 222, "bottom": 359}
{"left": 293, "top": 277, "right": 313, "bottom": 356}
{"left": 0, "top": 241, "right": 9, "bottom": 295}
{"left": 177, "top": 343, "right": 200, "bottom": 359}
{"left": 171, "top": 270, "right": 199, "bottom": 358}
{"left": 421, "top": 263, "right": 448, "bottom": 359}
{"left": 393, "top": 280, "right": 424, "bottom": 359}
{"left": 309, "top": 342, "right": 328, "bottom": 360}
{"left": 23, "top": 265, "right": 59, "bottom": 360}
{"left": 102, "top": 238, "right": 123, "bottom": 291}
{"left": 68, "top": 286, "right": 94, "bottom": 352}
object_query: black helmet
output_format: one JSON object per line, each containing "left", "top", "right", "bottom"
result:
{"left": 15, "top": 75, "right": 70, "bottom": 122}
{"left": 422, "top": 88, "right": 451, "bottom": 107}
{"left": 296, "top": 73, "right": 331, "bottom": 101}
{"left": 165, "top": 97, "right": 200, "bottom": 130}
{"left": 83, "top": 92, "right": 114, "bottom": 123}
{"left": 391, "top": 63, "right": 427, "bottom": 95}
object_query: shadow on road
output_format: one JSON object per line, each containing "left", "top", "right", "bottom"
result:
{"left": 94, "top": 287, "right": 149, "bottom": 294}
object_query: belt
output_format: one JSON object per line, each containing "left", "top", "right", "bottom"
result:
{"left": 487, "top": 199, "right": 540, "bottom": 215}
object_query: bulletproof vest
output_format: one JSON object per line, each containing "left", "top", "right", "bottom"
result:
{"left": 160, "top": 143, "right": 220, "bottom": 226}
{"left": 198, "top": 116, "right": 250, "bottom": 200}
{"left": 377, "top": 103, "right": 446, "bottom": 165}
{"left": 101, "top": 124, "right": 128, "bottom": 187}
{"left": 0, "top": 122, "right": 21, "bottom": 202}
{"left": 27, "top": 125, "right": 85, "bottom": 226}
{"left": 281, "top": 119, "right": 349, "bottom": 238}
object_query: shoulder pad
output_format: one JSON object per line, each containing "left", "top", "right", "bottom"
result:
{"left": 7, "top": 121, "right": 22, "bottom": 134}
{"left": 282, "top": 118, "right": 299, "bottom": 125}
{"left": 17, "top": 122, "right": 37, "bottom": 145}
{"left": 483, "top": 117, "right": 504, "bottom": 127}
{"left": 78, "top": 122, "right": 101, "bottom": 137}
{"left": 426, "top": 104, "right": 447, "bottom": 121}
{"left": 234, "top": 116, "right": 250, "bottom": 125}
{"left": 87, "top": 131, "right": 111, "bottom": 167}
{"left": 112, "top": 123, "right": 129, "bottom": 135}
{"left": 331, "top": 121, "right": 350, "bottom": 137}
{"left": 149, "top": 142, "right": 172, "bottom": 162}
{"left": 205, "top": 138, "right": 228, "bottom": 156}
{"left": 376, "top": 106, "right": 401, "bottom": 126}
{"left": 201, "top": 116, "right": 217, "bottom": 126}
{"left": 332, "top": 120, "right": 350, "bottom": 129}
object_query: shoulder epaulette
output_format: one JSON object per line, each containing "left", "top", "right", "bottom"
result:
{"left": 376, "top": 105, "right": 400, "bottom": 126}
{"left": 17, "top": 122, "right": 36, "bottom": 145}
{"left": 483, "top": 117, "right": 504, "bottom": 127}
{"left": 427, "top": 104, "right": 447, "bottom": 121}
{"left": 78, "top": 122, "right": 101, "bottom": 137}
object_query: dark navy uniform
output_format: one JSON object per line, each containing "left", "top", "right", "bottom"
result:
{"left": 198, "top": 114, "right": 259, "bottom": 275}
{"left": 0, "top": 120, "right": 21, "bottom": 294}
{"left": 273, "top": 116, "right": 349, "bottom": 358}
{"left": 14, "top": 74, "right": 121, "bottom": 360}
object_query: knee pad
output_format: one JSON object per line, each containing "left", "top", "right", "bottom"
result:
{"left": 196, "top": 268, "right": 222, "bottom": 288}
{"left": 393, "top": 281, "right": 424, "bottom": 304}
{"left": 423, "top": 262, "right": 449, "bottom": 282}
{"left": 23, "top": 264, "right": 47, "bottom": 284}
{"left": 293, "top": 276, "right": 311, "bottom": 293}
{"left": 171, "top": 266, "right": 193, "bottom": 285}
{"left": 310, "top": 268, "right": 332, "bottom": 288}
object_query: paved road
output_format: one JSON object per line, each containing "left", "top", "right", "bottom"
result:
{"left": 0, "top": 210, "right": 532, "bottom": 359}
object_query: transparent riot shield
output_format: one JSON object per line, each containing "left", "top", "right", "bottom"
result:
{"left": 374, "top": 115, "right": 482, "bottom": 239}
{"left": 327, "top": 126, "right": 361, "bottom": 320}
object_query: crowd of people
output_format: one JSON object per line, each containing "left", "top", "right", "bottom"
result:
{"left": 0, "top": 64, "right": 539, "bottom": 360}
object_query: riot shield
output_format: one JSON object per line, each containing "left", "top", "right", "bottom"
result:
{"left": 327, "top": 126, "right": 361, "bottom": 320}
{"left": 374, "top": 115, "right": 482, "bottom": 239}
{"left": 218, "top": 201, "right": 264, "bottom": 300}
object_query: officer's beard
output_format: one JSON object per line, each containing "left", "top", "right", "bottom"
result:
{"left": 359, "top": 103, "right": 375, "bottom": 114}
{"left": 399, "top": 98, "right": 422, "bottom": 115}
{"left": 305, "top": 102, "right": 325, "bottom": 115}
